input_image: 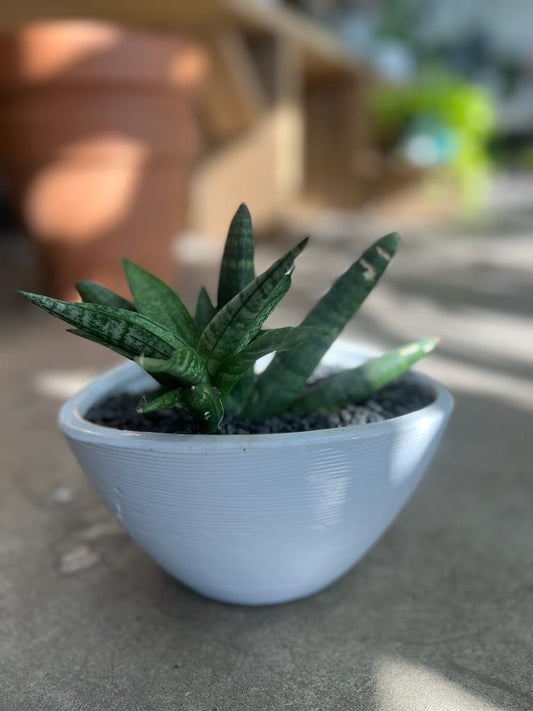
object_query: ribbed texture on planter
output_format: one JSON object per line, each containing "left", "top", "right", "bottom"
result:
{"left": 60, "top": 343, "right": 453, "bottom": 605}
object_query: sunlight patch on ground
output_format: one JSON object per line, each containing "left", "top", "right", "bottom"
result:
{"left": 33, "top": 370, "right": 101, "bottom": 400}
{"left": 365, "top": 286, "right": 533, "bottom": 370}
{"left": 375, "top": 657, "right": 502, "bottom": 711}
{"left": 357, "top": 283, "right": 533, "bottom": 412}
{"left": 422, "top": 353, "right": 533, "bottom": 413}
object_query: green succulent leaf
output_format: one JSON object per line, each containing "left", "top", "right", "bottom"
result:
{"left": 221, "top": 326, "right": 315, "bottom": 370}
{"left": 213, "top": 326, "right": 314, "bottom": 398}
{"left": 195, "top": 286, "right": 216, "bottom": 332}
{"left": 76, "top": 280, "right": 136, "bottom": 311}
{"left": 289, "top": 338, "right": 438, "bottom": 417}
{"left": 137, "top": 387, "right": 187, "bottom": 413}
{"left": 67, "top": 330, "right": 177, "bottom": 388}
{"left": 183, "top": 382, "right": 224, "bottom": 434}
{"left": 244, "top": 233, "right": 399, "bottom": 419}
{"left": 197, "top": 238, "right": 308, "bottom": 372}
{"left": 137, "top": 381, "right": 223, "bottom": 434}
{"left": 19, "top": 293, "right": 183, "bottom": 359}
{"left": 217, "top": 203, "right": 255, "bottom": 309}
{"left": 67, "top": 328, "right": 136, "bottom": 360}
{"left": 123, "top": 260, "right": 199, "bottom": 347}
{"left": 136, "top": 348, "right": 209, "bottom": 386}
{"left": 20, "top": 200, "right": 438, "bottom": 437}
{"left": 223, "top": 370, "right": 256, "bottom": 415}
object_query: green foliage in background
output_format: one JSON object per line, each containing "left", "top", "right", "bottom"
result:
{"left": 371, "top": 71, "right": 496, "bottom": 211}
{"left": 20, "top": 205, "right": 436, "bottom": 433}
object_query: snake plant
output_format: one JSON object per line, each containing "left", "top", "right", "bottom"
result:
{"left": 20, "top": 204, "right": 437, "bottom": 433}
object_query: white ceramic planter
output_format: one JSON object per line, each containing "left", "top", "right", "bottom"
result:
{"left": 59, "top": 342, "right": 453, "bottom": 605}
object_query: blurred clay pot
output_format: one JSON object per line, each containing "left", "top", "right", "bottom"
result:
{"left": 0, "top": 21, "right": 207, "bottom": 299}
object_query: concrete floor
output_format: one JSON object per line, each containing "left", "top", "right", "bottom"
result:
{"left": 1, "top": 176, "right": 532, "bottom": 710}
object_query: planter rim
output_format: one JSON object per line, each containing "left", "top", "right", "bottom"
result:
{"left": 0, "top": 19, "right": 201, "bottom": 56}
{"left": 59, "top": 341, "right": 454, "bottom": 450}
{"left": 0, "top": 19, "right": 207, "bottom": 90}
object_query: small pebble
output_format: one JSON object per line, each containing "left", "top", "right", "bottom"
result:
{"left": 60, "top": 545, "right": 100, "bottom": 574}
{"left": 52, "top": 486, "right": 74, "bottom": 504}
{"left": 79, "top": 521, "right": 124, "bottom": 541}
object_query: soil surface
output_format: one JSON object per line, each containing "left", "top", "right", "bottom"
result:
{"left": 85, "top": 373, "right": 435, "bottom": 435}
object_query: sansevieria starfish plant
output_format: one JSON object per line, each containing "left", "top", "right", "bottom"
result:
{"left": 20, "top": 204, "right": 437, "bottom": 433}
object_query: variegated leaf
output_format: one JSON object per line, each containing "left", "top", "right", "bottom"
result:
{"left": 123, "top": 260, "right": 199, "bottom": 346}
{"left": 223, "top": 371, "right": 256, "bottom": 415}
{"left": 213, "top": 327, "right": 313, "bottom": 398}
{"left": 136, "top": 348, "right": 209, "bottom": 386}
{"left": 217, "top": 203, "right": 255, "bottom": 309}
{"left": 244, "top": 233, "right": 399, "bottom": 419}
{"left": 76, "top": 280, "right": 136, "bottom": 311}
{"left": 183, "top": 382, "right": 224, "bottom": 434}
{"left": 289, "top": 338, "right": 438, "bottom": 417}
{"left": 137, "top": 388, "right": 187, "bottom": 413}
{"left": 195, "top": 286, "right": 216, "bottom": 332}
{"left": 198, "top": 238, "right": 308, "bottom": 372}
{"left": 19, "top": 293, "right": 183, "bottom": 359}
{"left": 67, "top": 328, "right": 137, "bottom": 360}
{"left": 138, "top": 382, "right": 224, "bottom": 434}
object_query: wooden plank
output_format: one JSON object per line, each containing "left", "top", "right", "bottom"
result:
{"left": 224, "top": 0, "right": 364, "bottom": 79}
{"left": 0, "top": 0, "right": 366, "bottom": 80}
{"left": 304, "top": 77, "right": 371, "bottom": 206}
{"left": 191, "top": 34, "right": 305, "bottom": 239}
{"left": 0, "top": 0, "right": 227, "bottom": 32}
{"left": 271, "top": 36, "right": 305, "bottom": 207}
{"left": 190, "top": 118, "right": 280, "bottom": 240}
{"left": 202, "top": 30, "right": 268, "bottom": 140}
{"left": 2, "top": 0, "right": 372, "bottom": 238}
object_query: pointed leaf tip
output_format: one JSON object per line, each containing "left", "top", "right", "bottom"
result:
{"left": 289, "top": 337, "right": 437, "bottom": 417}
{"left": 245, "top": 232, "right": 395, "bottom": 419}
{"left": 375, "top": 232, "right": 400, "bottom": 261}
{"left": 217, "top": 203, "right": 255, "bottom": 309}
{"left": 19, "top": 293, "right": 182, "bottom": 361}
{"left": 236, "top": 202, "right": 251, "bottom": 216}
{"left": 123, "top": 259, "right": 198, "bottom": 346}
{"left": 420, "top": 337, "right": 440, "bottom": 353}
{"left": 76, "top": 280, "right": 136, "bottom": 311}
{"left": 195, "top": 287, "right": 216, "bottom": 332}
{"left": 204, "top": 237, "right": 306, "bottom": 369}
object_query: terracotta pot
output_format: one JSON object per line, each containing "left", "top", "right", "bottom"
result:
{"left": 0, "top": 21, "right": 207, "bottom": 299}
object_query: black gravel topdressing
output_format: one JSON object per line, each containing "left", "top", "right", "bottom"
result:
{"left": 85, "top": 373, "right": 435, "bottom": 435}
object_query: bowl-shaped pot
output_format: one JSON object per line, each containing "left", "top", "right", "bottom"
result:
{"left": 59, "top": 342, "right": 453, "bottom": 605}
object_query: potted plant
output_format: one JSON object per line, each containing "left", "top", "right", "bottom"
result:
{"left": 20, "top": 204, "right": 453, "bottom": 605}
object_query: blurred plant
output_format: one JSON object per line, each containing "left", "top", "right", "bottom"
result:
{"left": 521, "top": 145, "right": 533, "bottom": 173}
{"left": 371, "top": 71, "right": 496, "bottom": 211}
{"left": 20, "top": 205, "right": 436, "bottom": 433}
